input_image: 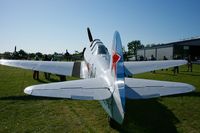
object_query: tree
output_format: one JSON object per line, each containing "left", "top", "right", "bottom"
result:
{"left": 18, "top": 49, "right": 28, "bottom": 59}
{"left": 122, "top": 46, "right": 128, "bottom": 61}
{"left": 28, "top": 53, "right": 36, "bottom": 60}
{"left": 127, "top": 40, "right": 144, "bottom": 56}
{"left": 3, "top": 52, "right": 12, "bottom": 59}
{"left": 72, "top": 50, "right": 82, "bottom": 61}
{"left": 36, "top": 52, "right": 43, "bottom": 59}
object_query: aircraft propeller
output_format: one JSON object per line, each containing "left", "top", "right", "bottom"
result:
{"left": 81, "top": 47, "right": 86, "bottom": 58}
{"left": 87, "top": 27, "right": 93, "bottom": 42}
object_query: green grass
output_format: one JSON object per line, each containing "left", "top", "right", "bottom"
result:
{"left": 0, "top": 64, "right": 200, "bottom": 133}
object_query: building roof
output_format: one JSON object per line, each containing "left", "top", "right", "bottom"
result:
{"left": 138, "top": 37, "right": 200, "bottom": 50}
{"left": 167, "top": 37, "right": 200, "bottom": 46}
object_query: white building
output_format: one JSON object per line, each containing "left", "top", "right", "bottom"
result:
{"left": 137, "top": 38, "right": 200, "bottom": 61}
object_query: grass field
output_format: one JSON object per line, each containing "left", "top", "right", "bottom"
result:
{"left": 0, "top": 64, "right": 200, "bottom": 133}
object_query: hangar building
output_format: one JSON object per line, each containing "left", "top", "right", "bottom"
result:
{"left": 137, "top": 37, "right": 200, "bottom": 61}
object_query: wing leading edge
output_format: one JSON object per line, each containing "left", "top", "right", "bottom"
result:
{"left": 125, "top": 78, "right": 195, "bottom": 99}
{"left": 24, "top": 77, "right": 111, "bottom": 100}
{"left": 0, "top": 59, "right": 75, "bottom": 76}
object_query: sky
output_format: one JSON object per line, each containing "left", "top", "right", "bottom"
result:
{"left": 0, "top": 0, "right": 200, "bottom": 54}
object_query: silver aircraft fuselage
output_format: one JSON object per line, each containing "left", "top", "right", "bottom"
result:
{"left": 83, "top": 36, "right": 125, "bottom": 124}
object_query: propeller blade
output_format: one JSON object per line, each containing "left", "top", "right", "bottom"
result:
{"left": 82, "top": 47, "right": 86, "bottom": 54}
{"left": 87, "top": 27, "right": 93, "bottom": 42}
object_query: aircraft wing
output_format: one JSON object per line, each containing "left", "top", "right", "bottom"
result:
{"left": 0, "top": 59, "right": 76, "bottom": 76}
{"left": 24, "top": 77, "right": 111, "bottom": 100}
{"left": 125, "top": 78, "right": 195, "bottom": 99}
{"left": 124, "top": 60, "right": 187, "bottom": 75}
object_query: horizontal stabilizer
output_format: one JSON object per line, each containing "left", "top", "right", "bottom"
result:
{"left": 24, "top": 77, "right": 111, "bottom": 100}
{"left": 0, "top": 59, "right": 74, "bottom": 76}
{"left": 125, "top": 78, "right": 195, "bottom": 99}
{"left": 124, "top": 60, "right": 187, "bottom": 75}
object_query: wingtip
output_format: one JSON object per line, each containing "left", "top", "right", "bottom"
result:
{"left": 189, "top": 84, "right": 196, "bottom": 92}
{"left": 182, "top": 83, "right": 195, "bottom": 94}
{"left": 24, "top": 86, "right": 33, "bottom": 95}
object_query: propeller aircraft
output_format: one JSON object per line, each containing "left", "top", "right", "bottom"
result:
{"left": 0, "top": 28, "right": 195, "bottom": 126}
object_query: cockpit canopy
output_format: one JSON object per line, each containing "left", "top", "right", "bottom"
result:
{"left": 97, "top": 45, "right": 108, "bottom": 55}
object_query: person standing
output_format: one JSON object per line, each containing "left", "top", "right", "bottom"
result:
{"left": 33, "top": 55, "right": 39, "bottom": 80}
{"left": 173, "top": 66, "right": 179, "bottom": 75}
{"left": 164, "top": 56, "right": 168, "bottom": 71}
{"left": 151, "top": 55, "right": 156, "bottom": 73}
{"left": 173, "top": 55, "right": 179, "bottom": 75}
{"left": 187, "top": 55, "right": 193, "bottom": 72}
{"left": 43, "top": 55, "right": 50, "bottom": 80}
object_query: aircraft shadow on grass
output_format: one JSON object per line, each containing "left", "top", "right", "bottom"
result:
{"left": 118, "top": 99, "right": 179, "bottom": 133}
{"left": 114, "top": 91, "right": 200, "bottom": 133}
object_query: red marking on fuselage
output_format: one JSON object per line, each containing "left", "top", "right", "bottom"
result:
{"left": 112, "top": 52, "right": 121, "bottom": 77}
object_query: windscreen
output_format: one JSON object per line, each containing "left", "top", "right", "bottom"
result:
{"left": 98, "top": 45, "right": 108, "bottom": 54}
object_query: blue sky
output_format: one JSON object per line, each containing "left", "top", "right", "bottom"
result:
{"left": 0, "top": 0, "right": 200, "bottom": 54}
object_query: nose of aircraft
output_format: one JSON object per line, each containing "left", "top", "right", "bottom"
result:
{"left": 24, "top": 86, "right": 33, "bottom": 95}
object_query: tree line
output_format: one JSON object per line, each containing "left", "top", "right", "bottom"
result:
{"left": 0, "top": 40, "right": 156, "bottom": 61}
{"left": 0, "top": 49, "right": 84, "bottom": 61}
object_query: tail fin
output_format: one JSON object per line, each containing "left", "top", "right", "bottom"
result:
{"left": 110, "top": 31, "right": 124, "bottom": 78}
{"left": 110, "top": 31, "right": 126, "bottom": 116}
